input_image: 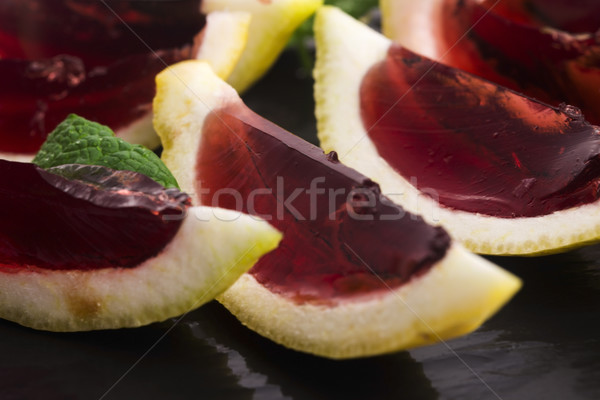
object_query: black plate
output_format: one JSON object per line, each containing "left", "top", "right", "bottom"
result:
{"left": 2, "top": 52, "right": 600, "bottom": 400}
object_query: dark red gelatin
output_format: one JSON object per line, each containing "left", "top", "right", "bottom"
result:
{"left": 360, "top": 44, "right": 600, "bottom": 218}
{"left": 0, "top": 0, "right": 204, "bottom": 156}
{"left": 0, "top": 49, "right": 189, "bottom": 154}
{"left": 439, "top": 0, "right": 600, "bottom": 124}
{"left": 197, "top": 103, "right": 450, "bottom": 303}
{"left": 0, "top": 0, "right": 204, "bottom": 64}
{"left": 0, "top": 161, "right": 189, "bottom": 271}
{"left": 486, "top": 0, "right": 600, "bottom": 35}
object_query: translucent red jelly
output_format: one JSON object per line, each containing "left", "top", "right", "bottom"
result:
{"left": 487, "top": 0, "right": 600, "bottom": 34}
{"left": 0, "top": 0, "right": 203, "bottom": 64}
{"left": 0, "top": 161, "right": 189, "bottom": 271}
{"left": 360, "top": 45, "right": 600, "bottom": 218}
{"left": 0, "top": 0, "right": 204, "bottom": 155}
{"left": 439, "top": 0, "right": 600, "bottom": 124}
{"left": 197, "top": 104, "right": 450, "bottom": 304}
{"left": 0, "top": 49, "right": 188, "bottom": 154}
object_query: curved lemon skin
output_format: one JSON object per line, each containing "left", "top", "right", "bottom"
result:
{"left": 0, "top": 207, "right": 281, "bottom": 332}
{"left": 379, "top": 0, "right": 442, "bottom": 60}
{"left": 218, "top": 245, "right": 521, "bottom": 359}
{"left": 194, "top": 11, "right": 252, "bottom": 80}
{"left": 153, "top": 61, "right": 236, "bottom": 199}
{"left": 153, "top": 59, "right": 521, "bottom": 359}
{"left": 202, "top": 0, "right": 323, "bottom": 93}
{"left": 314, "top": 6, "right": 600, "bottom": 256}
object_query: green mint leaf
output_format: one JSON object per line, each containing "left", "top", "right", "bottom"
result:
{"left": 33, "top": 114, "right": 179, "bottom": 189}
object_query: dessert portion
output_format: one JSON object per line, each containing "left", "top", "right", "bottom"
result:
{"left": 0, "top": 0, "right": 205, "bottom": 158}
{"left": 153, "top": 60, "right": 520, "bottom": 359}
{"left": 0, "top": 115, "right": 280, "bottom": 332}
{"left": 314, "top": 6, "right": 600, "bottom": 255}
{"left": 0, "top": 1, "right": 537, "bottom": 359}
{"left": 0, "top": 0, "right": 322, "bottom": 160}
{"left": 360, "top": 46, "right": 600, "bottom": 219}
{"left": 381, "top": 0, "right": 600, "bottom": 124}
{"left": 0, "top": 161, "right": 188, "bottom": 272}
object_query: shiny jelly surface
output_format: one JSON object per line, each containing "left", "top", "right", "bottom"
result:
{"left": 360, "top": 45, "right": 600, "bottom": 218}
{"left": 197, "top": 104, "right": 450, "bottom": 304}
{"left": 0, "top": 162, "right": 189, "bottom": 271}
{"left": 0, "top": 0, "right": 204, "bottom": 155}
{"left": 485, "top": 0, "right": 600, "bottom": 34}
{"left": 0, "top": 49, "right": 187, "bottom": 154}
{"left": 439, "top": 0, "right": 600, "bottom": 124}
{"left": 0, "top": 0, "right": 203, "bottom": 64}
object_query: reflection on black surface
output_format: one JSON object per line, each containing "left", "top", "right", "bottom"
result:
{"left": 187, "top": 319, "right": 288, "bottom": 399}
{"left": 0, "top": 313, "right": 255, "bottom": 400}
{"left": 0, "top": 301, "right": 437, "bottom": 400}
{"left": 184, "top": 302, "right": 438, "bottom": 400}
{"left": 406, "top": 245, "right": 600, "bottom": 400}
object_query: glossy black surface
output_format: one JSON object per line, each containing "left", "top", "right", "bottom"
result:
{"left": 1, "top": 52, "right": 600, "bottom": 400}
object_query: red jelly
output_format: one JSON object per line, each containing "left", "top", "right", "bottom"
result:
{"left": 0, "top": 161, "right": 189, "bottom": 271}
{"left": 0, "top": 0, "right": 203, "bottom": 64}
{"left": 0, "top": 49, "right": 188, "bottom": 154}
{"left": 0, "top": 0, "right": 204, "bottom": 156}
{"left": 197, "top": 104, "right": 450, "bottom": 303}
{"left": 360, "top": 45, "right": 600, "bottom": 218}
{"left": 439, "top": 0, "right": 600, "bottom": 124}
{"left": 487, "top": 0, "right": 600, "bottom": 34}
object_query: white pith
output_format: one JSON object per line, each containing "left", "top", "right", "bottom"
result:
{"left": 0, "top": 206, "right": 280, "bottom": 331}
{"left": 154, "top": 61, "right": 240, "bottom": 202}
{"left": 380, "top": 0, "right": 443, "bottom": 60}
{"left": 153, "top": 60, "right": 521, "bottom": 359}
{"left": 195, "top": 11, "right": 252, "bottom": 80}
{"left": 314, "top": 6, "right": 600, "bottom": 255}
